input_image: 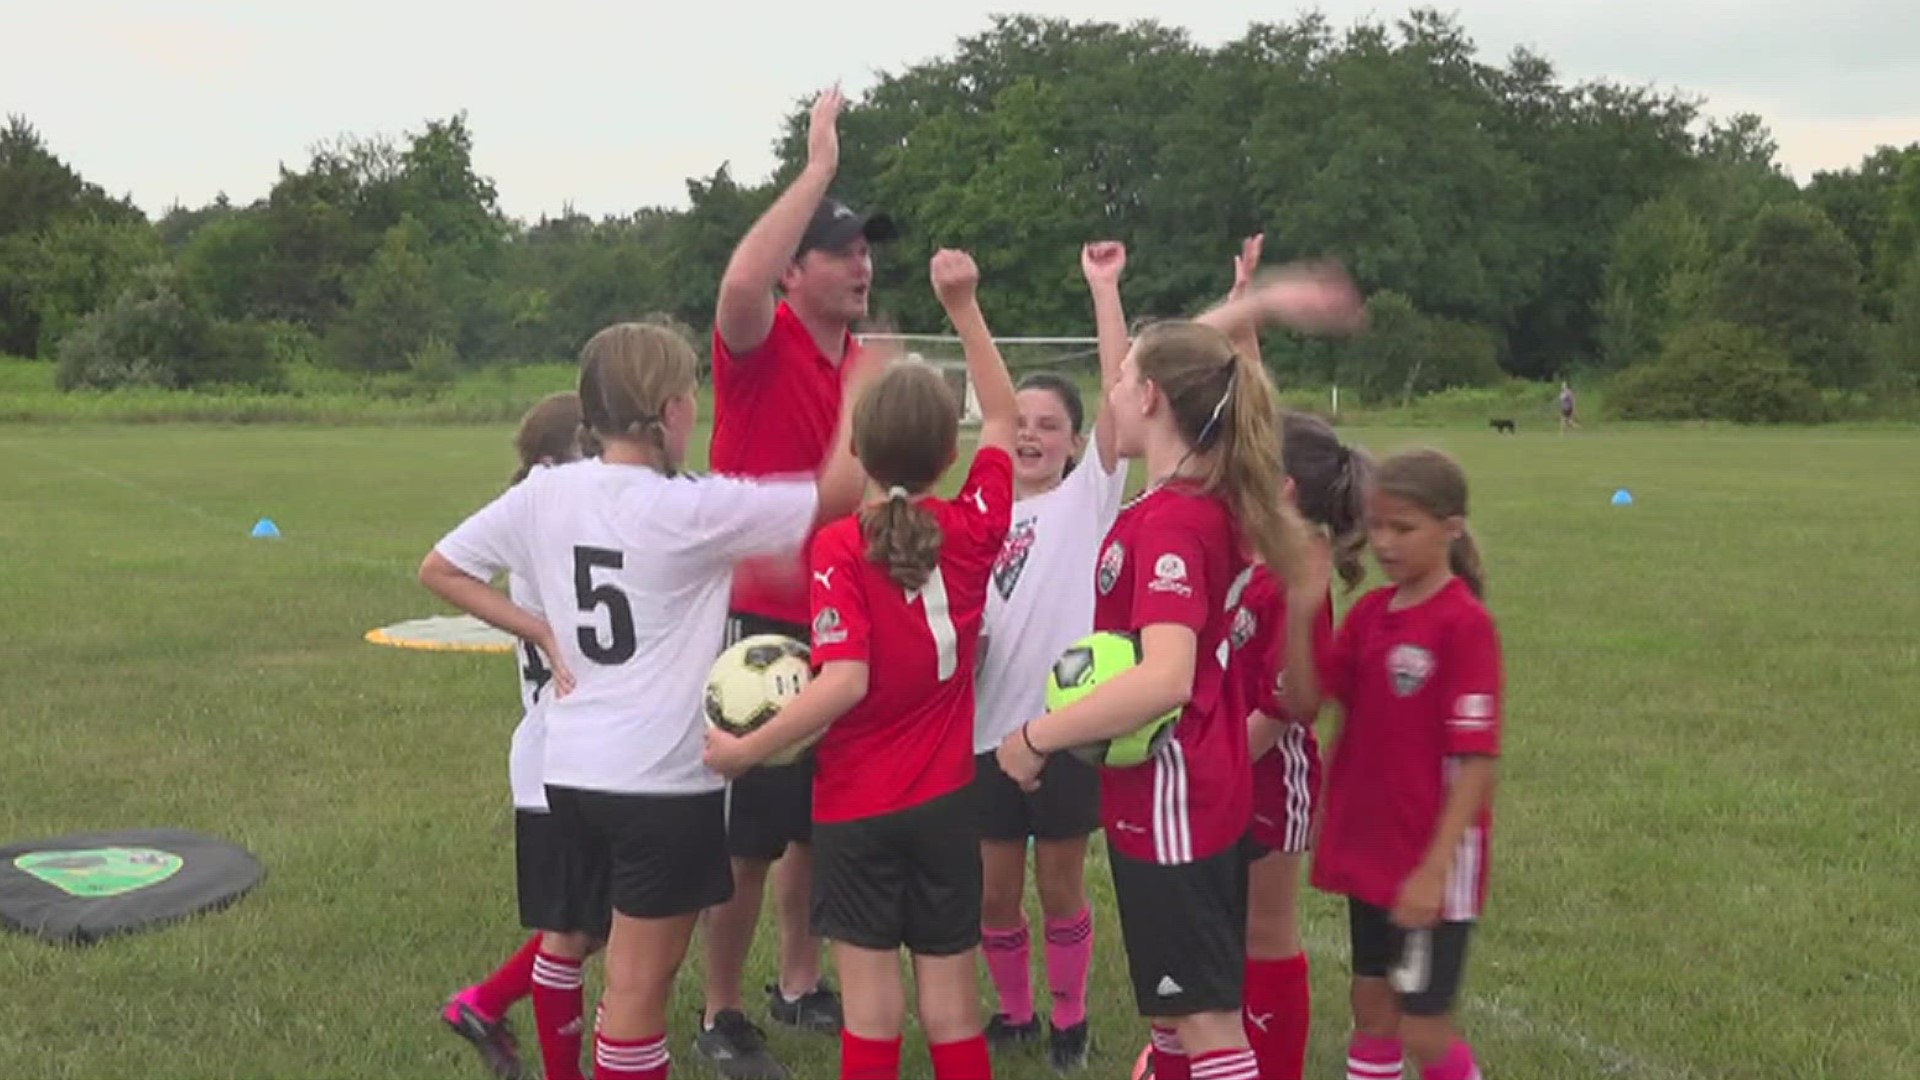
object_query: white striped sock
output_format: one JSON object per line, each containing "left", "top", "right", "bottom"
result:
{"left": 1192, "top": 1048, "right": 1260, "bottom": 1079}
{"left": 1347, "top": 1057, "right": 1404, "bottom": 1080}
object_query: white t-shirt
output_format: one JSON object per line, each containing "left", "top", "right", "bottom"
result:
{"left": 435, "top": 459, "right": 819, "bottom": 796}
{"left": 506, "top": 571, "right": 551, "bottom": 811}
{"left": 973, "top": 451, "right": 1130, "bottom": 751}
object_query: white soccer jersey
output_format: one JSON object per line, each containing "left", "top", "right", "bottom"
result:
{"left": 972, "top": 452, "right": 1130, "bottom": 752}
{"left": 506, "top": 571, "right": 551, "bottom": 811}
{"left": 435, "top": 459, "right": 818, "bottom": 795}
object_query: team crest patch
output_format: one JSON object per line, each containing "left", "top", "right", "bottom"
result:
{"left": 1097, "top": 542, "right": 1125, "bottom": 595}
{"left": 812, "top": 607, "right": 847, "bottom": 647}
{"left": 994, "top": 517, "right": 1037, "bottom": 600}
{"left": 1147, "top": 553, "right": 1191, "bottom": 597}
{"left": 1387, "top": 644, "right": 1435, "bottom": 696}
{"left": 1230, "top": 605, "right": 1256, "bottom": 650}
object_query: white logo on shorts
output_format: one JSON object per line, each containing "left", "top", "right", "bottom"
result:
{"left": 1155, "top": 975, "right": 1184, "bottom": 997}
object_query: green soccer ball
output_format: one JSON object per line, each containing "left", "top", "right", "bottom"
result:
{"left": 705, "top": 634, "right": 819, "bottom": 767}
{"left": 1044, "top": 631, "right": 1179, "bottom": 769}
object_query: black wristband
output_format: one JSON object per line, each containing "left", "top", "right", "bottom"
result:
{"left": 1021, "top": 722, "right": 1044, "bottom": 757}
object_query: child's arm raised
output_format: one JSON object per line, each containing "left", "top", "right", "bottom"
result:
{"left": 931, "top": 249, "right": 1018, "bottom": 455}
{"left": 1199, "top": 259, "right": 1366, "bottom": 344}
{"left": 1080, "top": 241, "right": 1129, "bottom": 472}
{"left": 1225, "top": 233, "right": 1265, "bottom": 368}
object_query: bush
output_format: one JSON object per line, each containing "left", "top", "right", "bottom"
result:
{"left": 53, "top": 265, "right": 285, "bottom": 391}
{"left": 1608, "top": 320, "right": 1825, "bottom": 424}
{"left": 407, "top": 334, "right": 460, "bottom": 396}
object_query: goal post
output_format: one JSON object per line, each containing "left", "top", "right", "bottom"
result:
{"left": 855, "top": 333, "right": 1103, "bottom": 425}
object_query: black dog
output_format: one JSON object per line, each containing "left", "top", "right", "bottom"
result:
{"left": 1489, "top": 418, "right": 1517, "bottom": 434}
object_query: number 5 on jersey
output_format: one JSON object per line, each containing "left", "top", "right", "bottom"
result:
{"left": 574, "top": 545, "right": 637, "bottom": 664}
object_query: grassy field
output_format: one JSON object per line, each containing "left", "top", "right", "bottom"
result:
{"left": 2, "top": 420, "right": 1917, "bottom": 1079}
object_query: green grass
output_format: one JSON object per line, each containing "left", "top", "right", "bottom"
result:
{"left": 1, "top": 421, "right": 1917, "bottom": 1079}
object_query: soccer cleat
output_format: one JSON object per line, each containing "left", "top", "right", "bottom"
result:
{"left": 694, "top": 1008, "right": 791, "bottom": 1080}
{"left": 765, "top": 980, "right": 843, "bottom": 1035}
{"left": 985, "top": 1012, "right": 1042, "bottom": 1049}
{"left": 441, "top": 991, "right": 524, "bottom": 1080}
{"left": 1048, "top": 1020, "right": 1091, "bottom": 1073}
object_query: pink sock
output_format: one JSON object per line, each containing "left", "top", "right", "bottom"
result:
{"left": 1189, "top": 1047, "right": 1259, "bottom": 1080}
{"left": 1423, "top": 1039, "right": 1481, "bottom": 1080}
{"left": 981, "top": 922, "right": 1033, "bottom": 1024}
{"left": 1150, "top": 1025, "right": 1191, "bottom": 1080}
{"left": 1043, "top": 908, "right": 1093, "bottom": 1028}
{"left": 531, "top": 951, "right": 586, "bottom": 1080}
{"left": 463, "top": 934, "right": 541, "bottom": 1021}
{"left": 594, "top": 1032, "right": 669, "bottom": 1080}
{"left": 1348, "top": 1032, "right": 1404, "bottom": 1080}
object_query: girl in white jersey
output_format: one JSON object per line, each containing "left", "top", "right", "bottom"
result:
{"left": 970, "top": 241, "right": 1131, "bottom": 1073}
{"left": 421, "top": 322, "right": 874, "bottom": 1080}
{"left": 441, "top": 391, "right": 606, "bottom": 1080}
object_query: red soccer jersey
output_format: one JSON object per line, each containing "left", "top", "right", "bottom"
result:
{"left": 711, "top": 301, "right": 859, "bottom": 626}
{"left": 807, "top": 448, "right": 1014, "bottom": 823}
{"left": 1229, "top": 564, "right": 1334, "bottom": 854}
{"left": 1228, "top": 564, "right": 1334, "bottom": 729}
{"left": 1090, "top": 484, "right": 1250, "bottom": 865}
{"left": 1311, "top": 577, "right": 1503, "bottom": 918}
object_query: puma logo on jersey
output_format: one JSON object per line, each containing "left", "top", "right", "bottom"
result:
{"left": 812, "top": 568, "right": 836, "bottom": 590}
{"left": 970, "top": 488, "right": 989, "bottom": 514}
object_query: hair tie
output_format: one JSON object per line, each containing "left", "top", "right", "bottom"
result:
{"left": 887, "top": 486, "right": 910, "bottom": 501}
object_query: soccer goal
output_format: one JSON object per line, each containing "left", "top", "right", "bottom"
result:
{"left": 856, "top": 333, "right": 1102, "bottom": 424}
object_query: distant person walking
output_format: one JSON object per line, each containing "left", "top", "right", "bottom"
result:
{"left": 1558, "top": 381, "right": 1580, "bottom": 434}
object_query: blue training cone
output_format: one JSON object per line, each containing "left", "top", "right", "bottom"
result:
{"left": 1610, "top": 489, "right": 1634, "bottom": 507}
{"left": 250, "top": 518, "right": 282, "bottom": 539}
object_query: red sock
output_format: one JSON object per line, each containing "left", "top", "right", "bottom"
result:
{"left": 1190, "top": 1047, "right": 1259, "bottom": 1080}
{"left": 467, "top": 934, "right": 541, "bottom": 1021}
{"left": 531, "top": 951, "right": 586, "bottom": 1080}
{"left": 1043, "top": 907, "right": 1094, "bottom": 1028}
{"left": 841, "top": 1030, "right": 903, "bottom": 1080}
{"left": 1150, "top": 1025, "right": 1191, "bottom": 1080}
{"left": 930, "top": 1034, "right": 992, "bottom": 1080}
{"left": 1244, "top": 953, "right": 1311, "bottom": 1080}
{"left": 593, "top": 1032, "right": 668, "bottom": 1080}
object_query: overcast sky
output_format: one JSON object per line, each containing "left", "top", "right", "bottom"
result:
{"left": 5, "top": 0, "right": 1915, "bottom": 222}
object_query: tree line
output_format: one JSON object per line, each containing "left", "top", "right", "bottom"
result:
{"left": 2, "top": 10, "right": 1917, "bottom": 419}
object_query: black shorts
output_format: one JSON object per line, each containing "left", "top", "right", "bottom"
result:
{"left": 515, "top": 809, "right": 604, "bottom": 938}
{"left": 1349, "top": 899, "right": 1475, "bottom": 1017}
{"left": 972, "top": 750, "right": 1101, "bottom": 842}
{"left": 811, "top": 787, "right": 982, "bottom": 956}
{"left": 1109, "top": 837, "right": 1252, "bottom": 1017}
{"left": 543, "top": 786, "right": 732, "bottom": 921}
{"left": 724, "top": 612, "right": 816, "bottom": 861}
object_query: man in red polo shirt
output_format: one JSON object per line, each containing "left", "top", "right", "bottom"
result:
{"left": 695, "top": 85, "right": 897, "bottom": 1080}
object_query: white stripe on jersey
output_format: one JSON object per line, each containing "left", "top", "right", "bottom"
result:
{"left": 1153, "top": 737, "right": 1193, "bottom": 863}
{"left": 1280, "top": 725, "right": 1312, "bottom": 852}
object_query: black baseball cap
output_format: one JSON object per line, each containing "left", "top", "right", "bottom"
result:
{"left": 797, "top": 197, "right": 897, "bottom": 255}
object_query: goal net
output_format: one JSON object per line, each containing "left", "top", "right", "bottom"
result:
{"left": 855, "top": 333, "right": 1102, "bottom": 424}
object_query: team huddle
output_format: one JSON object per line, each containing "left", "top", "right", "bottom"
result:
{"left": 417, "top": 89, "right": 1504, "bottom": 1080}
